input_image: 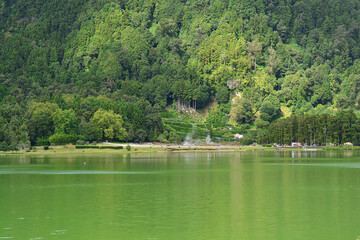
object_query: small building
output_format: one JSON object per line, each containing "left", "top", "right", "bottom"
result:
{"left": 343, "top": 142, "right": 353, "bottom": 146}
{"left": 291, "top": 142, "right": 301, "bottom": 147}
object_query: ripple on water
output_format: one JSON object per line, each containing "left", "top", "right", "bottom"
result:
{"left": 0, "top": 170, "right": 156, "bottom": 175}
{"left": 266, "top": 162, "right": 360, "bottom": 168}
{"left": 31, "top": 182, "right": 151, "bottom": 189}
{"left": 50, "top": 230, "right": 67, "bottom": 235}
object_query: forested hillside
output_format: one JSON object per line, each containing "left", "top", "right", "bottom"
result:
{"left": 2, "top": 0, "right": 360, "bottom": 149}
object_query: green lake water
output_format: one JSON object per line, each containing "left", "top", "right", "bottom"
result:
{"left": 0, "top": 151, "right": 359, "bottom": 240}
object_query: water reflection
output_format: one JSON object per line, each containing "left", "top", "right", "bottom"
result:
{"left": 0, "top": 152, "right": 359, "bottom": 240}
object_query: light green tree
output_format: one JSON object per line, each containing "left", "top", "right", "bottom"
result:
{"left": 52, "top": 109, "right": 78, "bottom": 134}
{"left": 230, "top": 98, "right": 254, "bottom": 125}
{"left": 247, "top": 39, "right": 262, "bottom": 71}
{"left": 91, "top": 109, "right": 127, "bottom": 141}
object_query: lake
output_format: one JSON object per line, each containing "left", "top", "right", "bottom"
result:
{"left": 0, "top": 151, "right": 359, "bottom": 240}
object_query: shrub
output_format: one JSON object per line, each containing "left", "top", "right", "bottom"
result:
{"left": 168, "top": 132, "right": 181, "bottom": 143}
{"left": 255, "top": 119, "right": 270, "bottom": 129}
{"left": 76, "top": 140, "right": 85, "bottom": 145}
{"left": 241, "top": 138, "right": 255, "bottom": 146}
{"left": 135, "top": 129, "right": 147, "bottom": 143}
{"left": 126, "top": 144, "right": 131, "bottom": 151}
{"left": 215, "top": 86, "right": 230, "bottom": 104}
{"left": 43, "top": 145, "right": 49, "bottom": 150}
{"left": 75, "top": 145, "right": 124, "bottom": 150}
{"left": 75, "top": 145, "right": 100, "bottom": 149}
{"left": 49, "top": 133, "right": 85, "bottom": 145}
{"left": 36, "top": 137, "right": 49, "bottom": 146}
{"left": 99, "top": 146, "right": 123, "bottom": 149}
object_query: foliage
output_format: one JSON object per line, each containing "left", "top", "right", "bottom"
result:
{"left": 134, "top": 129, "right": 147, "bottom": 143}
{"left": 260, "top": 95, "right": 281, "bottom": 122}
{"left": 215, "top": 86, "right": 230, "bottom": 104}
{"left": 2, "top": 0, "right": 360, "bottom": 148}
{"left": 75, "top": 145, "right": 100, "bottom": 149}
{"left": 266, "top": 110, "right": 360, "bottom": 146}
{"left": 36, "top": 137, "right": 49, "bottom": 146}
{"left": 206, "top": 103, "right": 230, "bottom": 124}
{"left": 230, "top": 98, "right": 254, "bottom": 125}
{"left": 49, "top": 133, "right": 83, "bottom": 145}
{"left": 52, "top": 109, "right": 79, "bottom": 135}
{"left": 90, "top": 109, "right": 127, "bottom": 141}
{"left": 99, "top": 146, "right": 124, "bottom": 149}
{"left": 255, "top": 119, "right": 270, "bottom": 129}
{"left": 126, "top": 144, "right": 131, "bottom": 151}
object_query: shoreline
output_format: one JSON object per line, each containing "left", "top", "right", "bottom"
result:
{"left": 1, "top": 144, "right": 360, "bottom": 156}
{"left": 1, "top": 146, "right": 269, "bottom": 155}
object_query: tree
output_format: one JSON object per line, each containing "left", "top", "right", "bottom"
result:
{"left": 230, "top": 98, "right": 253, "bottom": 125}
{"left": 260, "top": 96, "right": 281, "bottom": 122}
{"left": 215, "top": 85, "right": 230, "bottom": 104}
{"left": 156, "top": 19, "right": 177, "bottom": 36}
{"left": 247, "top": 39, "right": 262, "bottom": 71}
{"left": 78, "top": 119, "right": 102, "bottom": 141}
{"left": 90, "top": 109, "right": 127, "bottom": 141}
{"left": 193, "top": 85, "right": 210, "bottom": 109}
{"left": 135, "top": 129, "right": 147, "bottom": 143}
{"left": 266, "top": 47, "right": 280, "bottom": 74}
{"left": 27, "top": 102, "right": 59, "bottom": 145}
{"left": 52, "top": 109, "right": 79, "bottom": 134}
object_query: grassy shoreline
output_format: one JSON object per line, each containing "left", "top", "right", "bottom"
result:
{"left": 2, "top": 145, "right": 360, "bottom": 156}
{"left": 1, "top": 145, "right": 272, "bottom": 155}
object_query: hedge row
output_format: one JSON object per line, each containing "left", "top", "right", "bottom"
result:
{"left": 75, "top": 145, "right": 124, "bottom": 149}
{"left": 75, "top": 145, "right": 99, "bottom": 149}
{"left": 99, "top": 146, "right": 124, "bottom": 149}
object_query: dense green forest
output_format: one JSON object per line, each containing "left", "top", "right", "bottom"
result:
{"left": 2, "top": 0, "right": 360, "bottom": 149}
{"left": 266, "top": 110, "right": 360, "bottom": 146}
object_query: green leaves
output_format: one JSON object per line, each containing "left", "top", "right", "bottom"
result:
{"left": 230, "top": 98, "right": 254, "bottom": 125}
{"left": 91, "top": 109, "right": 127, "bottom": 141}
{"left": 52, "top": 109, "right": 79, "bottom": 135}
{"left": 197, "top": 28, "right": 250, "bottom": 87}
{"left": 260, "top": 95, "right": 281, "bottom": 122}
{"left": 3, "top": 0, "right": 360, "bottom": 150}
{"left": 156, "top": 19, "right": 177, "bottom": 36}
{"left": 267, "top": 110, "right": 360, "bottom": 146}
{"left": 27, "top": 102, "right": 59, "bottom": 145}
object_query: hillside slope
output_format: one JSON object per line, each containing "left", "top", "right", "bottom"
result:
{"left": 1, "top": 0, "right": 360, "bottom": 148}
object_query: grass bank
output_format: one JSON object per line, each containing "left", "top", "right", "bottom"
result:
{"left": 6, "top": 144, "right": 360, "bottom": 156}
{"left": 0, "top": 144, "right": 278, "bottom": 155}
{"left": 322, "top": 146, "right": 360, "bottom": 151}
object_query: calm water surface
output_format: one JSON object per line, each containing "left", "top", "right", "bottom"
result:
{"left": 0, "top": 151, "right": 359, "bottom": 240}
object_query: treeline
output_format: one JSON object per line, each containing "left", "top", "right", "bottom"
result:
{"left": 266, "top": 111, "right": 360, "bottom": 146}
{"left": 0, "top": 94, "right": 164, "bottom": 150}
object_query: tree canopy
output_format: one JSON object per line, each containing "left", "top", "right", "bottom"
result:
{"left": 3, "top": 0, "right": 360, "bottom": 148}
